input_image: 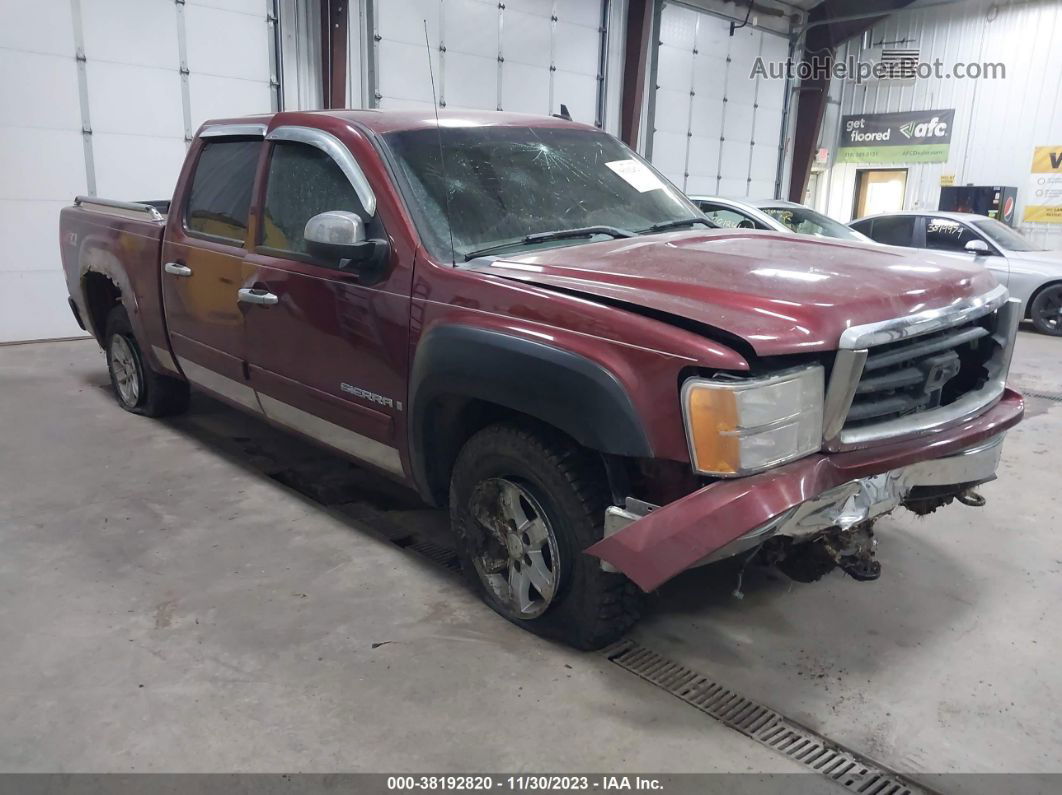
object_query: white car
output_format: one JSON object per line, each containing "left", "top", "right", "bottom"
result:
{"left": 689, "top": 196, "right": 873, "bottom": 243}
{"left": 850, "top": 211, "right": 1062, "bottom": 336}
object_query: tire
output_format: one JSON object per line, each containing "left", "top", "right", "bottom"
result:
{"left": 104, "top": 305, "right": 190, "bottom": 417}
{"left": 449, "top": 422, "right": 643, "bottom": 650}
{"left": 1030, "top": 284, "right": 1062, "bottom": 336}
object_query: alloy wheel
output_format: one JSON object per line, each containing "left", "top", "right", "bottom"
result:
{"left": 109, "top": 334, "right": 141, "bottom": 406}
{"left": 1035, "top": 286, "right": 1062, "bottom": 333}
{"left": 468, "top": 477, "right": 561, "bottom": 619}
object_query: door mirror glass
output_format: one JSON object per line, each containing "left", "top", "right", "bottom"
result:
{"left": 964, "top": 238, "right": 990, "bottom": 255}
{"left": 304, "top": 210, "right": 389, "bottom": 281}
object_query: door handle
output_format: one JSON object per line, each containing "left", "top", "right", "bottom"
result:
{"left": 237, "top": 287, "right": 279, "bottom": 307}
{"left": 164, "top": 262, "right": 192, "bottom": 277}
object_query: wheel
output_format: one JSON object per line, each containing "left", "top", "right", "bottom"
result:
{"left": 449, "top": 422, "right": 643, "bottom": 650}
{"left": 1030, "top": 284, "right": 1062, "bottom": 336}
{"left": 104, "top": 305, "right": 190, "bottom": 417}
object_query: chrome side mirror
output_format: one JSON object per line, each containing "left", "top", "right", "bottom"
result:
{"left": 304, "top": 210, "right": 365, "bottom": 247}
{"left": 303, "top": 210, "right": 390, "bottom": 282}
{"left": 965, "top": 238, "right": 990, "bottom": 255}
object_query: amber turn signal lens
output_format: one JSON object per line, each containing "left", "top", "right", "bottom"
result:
{"left": 685, "top": 386, "right": 741, "bottom": 475}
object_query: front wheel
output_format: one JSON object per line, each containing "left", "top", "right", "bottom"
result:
{"left": 449, "top": 422, "right": 642, "bottom": 649}
{"left": 1030, "top": 284, "right": 1062, "bottom": 336}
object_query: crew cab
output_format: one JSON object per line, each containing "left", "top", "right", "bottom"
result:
{"left": 60, "top": 110, "right": 1024, "bottom": 649}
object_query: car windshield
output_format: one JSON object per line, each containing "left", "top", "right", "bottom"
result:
{"left": 759, "top": 205, "right": 870, "bottom": 242}
{"left": 383, "top": 125, "right": 701, "bottom": 260}
{"left": 972, "top": 218, "right": 1043, "bottom": 251}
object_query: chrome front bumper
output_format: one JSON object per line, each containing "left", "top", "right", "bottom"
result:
{"left": 695, "top": 432, "right": 1007, "bottom": 565}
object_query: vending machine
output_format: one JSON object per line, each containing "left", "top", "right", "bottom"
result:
{"left": 939, "top": 185, "right": 1018, "bottom": 226}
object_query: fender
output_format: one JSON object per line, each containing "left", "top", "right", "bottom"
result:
{"left": 409, "top": 325, "right": 652, "bottom": 502}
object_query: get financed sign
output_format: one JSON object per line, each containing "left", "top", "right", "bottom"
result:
{"left": 837, "top": 109, "right": 955, "bottom": 164}
{"left": 1023, "top": 146, "right": 1062, "bottom": 223}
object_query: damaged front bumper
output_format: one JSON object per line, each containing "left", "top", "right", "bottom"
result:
{"left": 586, "top": 389, "right": 1024, "bottom": 592}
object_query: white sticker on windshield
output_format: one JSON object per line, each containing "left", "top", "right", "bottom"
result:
{"left": 605, "top": 159, "right": 665, "bottom": 193}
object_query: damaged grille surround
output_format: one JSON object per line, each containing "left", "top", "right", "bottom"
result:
{"left": 823, "top": 283, "right": 1019, "bottom": 451}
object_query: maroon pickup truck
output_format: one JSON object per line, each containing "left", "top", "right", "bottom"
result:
{"left": 60, "top": 110, "right": 1023, "bottom": 649}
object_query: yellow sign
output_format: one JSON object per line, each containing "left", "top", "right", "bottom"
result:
{"left": 940, "top": 174, "right": 955, "bottom": 186}
{"left": 1024, "top": 146, "right": 1062, "bottom": 223}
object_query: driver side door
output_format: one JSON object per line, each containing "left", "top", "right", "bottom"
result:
{"left": 242, "top": 132, "right": 410, "bottom": 478}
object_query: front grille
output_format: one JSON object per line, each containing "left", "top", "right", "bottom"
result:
{"left": 843, "top": 315, "right": 998, "bottom": 432}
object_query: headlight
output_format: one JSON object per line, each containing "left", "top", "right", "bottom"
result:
{"left": 681, "top": 366, "right": 824, "bottom": 477}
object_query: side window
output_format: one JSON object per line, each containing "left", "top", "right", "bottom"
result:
{"left": 260, "top": 142, "right": 376, "bottom": 259}
{"left": 866, "top": 216, "right": 915, "bottom": 246}
{"left": 185, "top": 139, "right": 260, "bottom": 244}
{"left": 698, "top": 204, "right": 759, "bottom": 229}
{"left": 925, "top": 217, "right": 981, "bottom": 253}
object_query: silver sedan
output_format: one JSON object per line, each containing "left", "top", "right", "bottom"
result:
{"left": 850, "top": 211, "right": 1062, "bottom": 336}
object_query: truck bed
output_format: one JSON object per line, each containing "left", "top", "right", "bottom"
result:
{"left": 59, "top": 196, "right": 173, "bottom": 373}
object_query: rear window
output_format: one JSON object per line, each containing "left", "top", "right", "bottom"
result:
{"left": 185, "top": 139, "right": 260, "bottom": 244}
{"left": 862, "top": 216, "right": 915, "bottom": 246}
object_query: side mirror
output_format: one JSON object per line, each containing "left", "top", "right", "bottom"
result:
{"left": 304, "top": 210, "right": 390, "bottom": 281}
{"left": 964, "top": 239, "right": 990, "bottom": 256}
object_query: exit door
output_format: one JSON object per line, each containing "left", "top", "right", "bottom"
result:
{"left": 853, "top": 169, "right": 908, "bottom": 218}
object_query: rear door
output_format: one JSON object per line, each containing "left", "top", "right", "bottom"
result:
{"left": 241, "top": 129, "right": 410, "bottom": 478}
{"left": 161, "top": 132, "right": 263, "bottom": 410}
{"left": 855, "top": 215, "right": 918, "bottom": 248}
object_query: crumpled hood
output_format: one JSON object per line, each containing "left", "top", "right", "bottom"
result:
{"left": 482, "top": 230, "right": 1000, "bottom": 356}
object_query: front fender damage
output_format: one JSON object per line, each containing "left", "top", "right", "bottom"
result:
{"left": 585, "top": 390, "right": 1024, "bottom": 592}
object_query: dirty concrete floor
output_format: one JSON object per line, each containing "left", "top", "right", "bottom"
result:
{"left": 1, "top": 328, "right": 1059, "bottom": 789}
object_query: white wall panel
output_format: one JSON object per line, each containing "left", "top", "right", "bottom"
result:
{"left": 649, "top": 1, "right": 790, "bottom": 199}
{"left": 818, "top": 0, "right": 1062, "bottom": 250}
{"left": 185, "top": 4, "right": 271, "bottom": 83}
{"left": 500, "top": 62, "right": 550, "bottom": 115}
{"left": 189, "top": 73, "right": 274, "bottom": 126}
{"left": 371, "top": 0, "right": 607, "bottom": 126}
{"left": 446, "top": 51, "right": 498, "bottom": 111}
{"left": 92, "top": 135, "right": 188, "bottom": 200}
{"left": 0, "top": 0, "right": 281, "bottom": 342}
{"left": 0, "top": 128, "right": 86, "bottom": 203}
{"left": 86, "top": 61, "right": 184, "bottom": 138}
{"left": 81, "top": 0, "right": 180, "bottom": 69}
{"left": 0, "top": 50, "right": 82, "bottom": 130}
{"left": 0, "top": 271, "right": 87, "bottom": 343}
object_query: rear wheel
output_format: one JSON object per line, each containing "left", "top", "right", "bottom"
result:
{"left": 105, "top": 306, "right": 189, "bottom": 417}
{"left": 450, "top": 422, "right": 642, "bottom": 649}
{"left": 1030, "top": 284, "right": 1062, "bottom": 336}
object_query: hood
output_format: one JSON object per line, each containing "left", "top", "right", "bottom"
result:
{"left": 1005, "top": 249, "right": 1062, "bottom": 269}
{"left": 482, "top": 230, "right": 1000, "bottom": 356}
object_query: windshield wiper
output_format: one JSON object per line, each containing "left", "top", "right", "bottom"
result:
{"left": 640, "top": 217, "right": 715, "bottom": 234}
{"left": 464, "top": 225, "right": 634, "bottom": 261}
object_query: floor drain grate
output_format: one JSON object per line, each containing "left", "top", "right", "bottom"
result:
{"left": 607, "top": 641, "right": 936, "bottom": 795}
{"left": 1015, "top": 387, "right": 1062, "bottom": 402}
{"left": 397, "top": 537, "right": 462, "bottom": 572}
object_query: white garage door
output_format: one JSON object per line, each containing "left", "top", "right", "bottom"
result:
{"left": 370, "top": 0, "right": 605, "bottom": 125}
{"left": 649, "top": 1, "right": 787, "bottom": 200}
{"left": 0, "top": 0, "right": 280, "bottom": 343}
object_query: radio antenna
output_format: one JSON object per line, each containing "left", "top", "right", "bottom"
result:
{"left": 424, "top": 20, "right": 456, "bottom": 267}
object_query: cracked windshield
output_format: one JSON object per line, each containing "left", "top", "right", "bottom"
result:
{"left": 385, "top": 125, "right": 703, "bottom": 260}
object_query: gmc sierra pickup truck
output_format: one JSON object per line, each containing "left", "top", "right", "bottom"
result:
{"left": 61, "top": 110, "right": 1023, "bottom": 649}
